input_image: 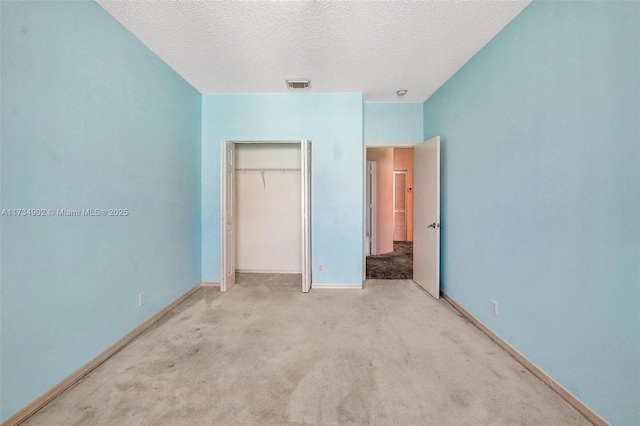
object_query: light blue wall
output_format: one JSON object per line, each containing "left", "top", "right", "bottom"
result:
{"left": 423, "top": 2, "right": 639, "bottom": 424}
{"left": 201, "top": 94, "right": 363, "bottom": 285}
{"left": 0, "top": 2, "right": 202, "bottom": 421}
{"left": 364, "top": 102, "right": 423, "bottom": 142}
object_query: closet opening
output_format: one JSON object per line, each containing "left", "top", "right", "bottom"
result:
{"left": 221, "top": 140, "right": 312, "bottom": 293}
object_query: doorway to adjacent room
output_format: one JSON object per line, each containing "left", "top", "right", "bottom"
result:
{"left": 364, "top": 137, "right": 441, "bottom": 298}
{"left": 366, "top": 147, "right": 414, "bottom": 279}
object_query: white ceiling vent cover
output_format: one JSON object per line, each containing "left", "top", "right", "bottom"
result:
{"left": 286, "top": 79, "right": 311, "bottom": 90}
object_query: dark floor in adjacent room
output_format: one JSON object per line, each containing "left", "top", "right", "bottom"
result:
{"left": 366, "top": 241, "right": 413, "bottom": 279}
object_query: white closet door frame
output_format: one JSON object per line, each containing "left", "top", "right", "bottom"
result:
{"left": 220, "top": 141, "right": 236, "bottom": 292}
{"left": 301, "top": 139, "right": 312, "bottom": 293}
{"left": 220, "top": 140, "right": 312, "bottom": 293}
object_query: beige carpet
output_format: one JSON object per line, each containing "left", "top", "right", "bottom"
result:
{"left": 25, "top": 275, "right": 587, "bottom": 425}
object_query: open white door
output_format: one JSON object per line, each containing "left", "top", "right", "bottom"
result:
{"left": 413, "top": 136, "right": 441, "bottom": 299}
{"left": 368, "top": 161, "right": 377, "bottom": 256}
{"left": 301, "top": 140, "right": 312, "bottom": 292}
{"left": 221, "top": 141, "right": 236, "bottom": 292}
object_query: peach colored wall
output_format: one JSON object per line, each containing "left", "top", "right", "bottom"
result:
{"left": 366, "top": 148, "right": 394, "bottom": 254}
{"left": 393, "top": 148, "right": 414, "bottom": 241}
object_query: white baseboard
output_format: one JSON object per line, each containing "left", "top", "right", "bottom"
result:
{"left": 235, "top": 269, "right": 302, "bottom": 274}
{"left": 200, "top": 282, "right": 220, "bottom": 287}
{"left": 375, "top": 248, "right": 394, "bottom": 255}
{"left": 312, "top": 283, "right": 363, "bottom": 290}
{"left": 2, "top": 283, "right": 202, "bottom": 426}
{"left": 441, "top": 293, "right": 607, "bottom": 426}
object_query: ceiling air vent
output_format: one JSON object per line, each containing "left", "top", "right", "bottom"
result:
{"left": 286, "top": 79, "right": 311, "bottom": 90}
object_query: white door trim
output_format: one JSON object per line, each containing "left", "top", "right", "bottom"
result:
{"left": 368, "top": 162, "right": 377, "bottom": 256}
{"left": 220, "top": 139, "right": 312, "bottom": 293}
{"left": 220, "top": 141, "right": 236, "bottom": 292}
{"left": 365, "top": 141, "right": 418, "bottom": 148}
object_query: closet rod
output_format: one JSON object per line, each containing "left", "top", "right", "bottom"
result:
{"left": 235, "top": 168, "right": 301, "bottom": 172}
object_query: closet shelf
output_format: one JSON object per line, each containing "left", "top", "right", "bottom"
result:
{"left": 236, "top": 168, "right": 301, "bottom": 172}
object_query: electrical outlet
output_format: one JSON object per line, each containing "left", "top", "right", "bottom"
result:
{"left": 491, "top": 300, "right": 498, "bottom": 316}
{"left": 139, "top": 292, "right": 145, "bottom": 307}
{"left": 318, "top": 264, "right": 323, "bottom": 272}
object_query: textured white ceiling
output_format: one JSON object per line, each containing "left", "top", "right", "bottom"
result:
{"left": 96, "top": 0, "right": 530, "bottom": 103}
